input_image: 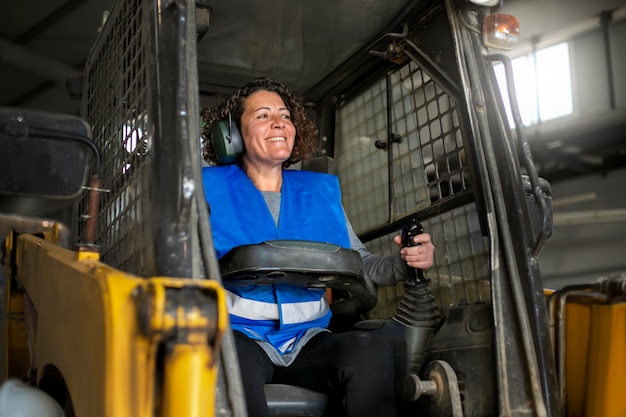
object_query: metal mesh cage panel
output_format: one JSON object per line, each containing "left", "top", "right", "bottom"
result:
{"left": 336, "top": 60, "right": 490, "bottom": 317}
{"left": 390, "top": 62, "right": 470, "bottom": 214}
{"left": 335, "top": 78, "right": 389, "bottom": 231}
{"left": 77, "top": 0, "right": 153, "bottom": 276}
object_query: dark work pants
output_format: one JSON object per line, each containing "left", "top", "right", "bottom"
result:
{"left": 234, "top": 330, "right": 397, "bottom": 417}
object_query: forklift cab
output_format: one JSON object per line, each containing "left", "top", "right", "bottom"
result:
{"left": 11, "top": 0, "right": 626, "bottom": 415}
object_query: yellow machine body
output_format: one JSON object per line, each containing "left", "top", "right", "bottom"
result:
{"left": 2, "top": 232, "right": 227, "bottom": 417}
{"left": 565, "top": 299, "right": 626, "bottom": 416}
{"left": 548, "top": 285, "right": 626, "bottom": 417}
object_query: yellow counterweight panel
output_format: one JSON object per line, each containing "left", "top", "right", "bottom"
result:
{"left": 14, "top": 233, "right": 226, "bottom": 417}
{"left": 564, "top": 297, "right": 626, "bottom": 417}
{"left": 3, "top": 291, "right": 29, "bottom": 380}
{"left": 564, "top": 302, "right": 591, "bottom": 416}
{"left": 584, "top": 302, "right": 626, "bottom": 417}
{"left": 2, "top": 230, "right": 33, "bottom": 381}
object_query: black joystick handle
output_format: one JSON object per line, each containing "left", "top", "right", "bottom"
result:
{"left": 401, "top": 218, "right": 426, "bottom": 282}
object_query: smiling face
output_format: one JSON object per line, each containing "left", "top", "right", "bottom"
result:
{"left": 240, "top": 90, "right": 296, "bottom": 170}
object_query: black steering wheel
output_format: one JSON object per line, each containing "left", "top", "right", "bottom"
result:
{"left": 218, "top": 240, "right": 378, "bottom": 316}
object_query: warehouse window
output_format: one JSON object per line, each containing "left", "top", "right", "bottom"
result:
{"left": 495, "top": 42, "right": 573, "bottom": 127}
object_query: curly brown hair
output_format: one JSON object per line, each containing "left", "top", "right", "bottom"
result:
{"left": 200, "top": 77, "right": 319, "bottom": 168}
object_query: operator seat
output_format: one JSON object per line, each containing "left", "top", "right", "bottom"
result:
{"left": 219, "top": 239, "right": 377, "bottom": 416}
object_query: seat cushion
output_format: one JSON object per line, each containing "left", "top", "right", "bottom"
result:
{"left": 265, "top": 384, "right": 329, "bottom": 417}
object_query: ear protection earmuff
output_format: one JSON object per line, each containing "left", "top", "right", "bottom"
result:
{"left": 210, "top": 112, "right": 244, "bottom": 164}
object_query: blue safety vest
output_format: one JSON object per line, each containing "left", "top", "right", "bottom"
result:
{"left": 202, "top": 165, "right": 350, "bottom": 354}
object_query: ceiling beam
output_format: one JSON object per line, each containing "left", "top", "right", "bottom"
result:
{"left": 0, "top": 38, "right": 80, "bottom": 86}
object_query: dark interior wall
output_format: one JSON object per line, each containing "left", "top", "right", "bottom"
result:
{"left": 540, "top": 167, "right": 626, "bottom": 289}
